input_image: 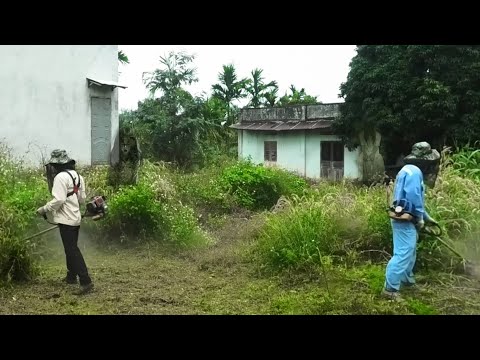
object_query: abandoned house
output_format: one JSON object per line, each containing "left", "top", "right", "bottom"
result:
{"left": 0, "top": 45, "right": 126, "bottom": 166}
{"left": 230, "top": 103, "right": 363, "bottom": 181}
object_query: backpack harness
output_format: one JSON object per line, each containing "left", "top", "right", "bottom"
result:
{"left": 60, "top": 170, "right": 81, "bottom": 197}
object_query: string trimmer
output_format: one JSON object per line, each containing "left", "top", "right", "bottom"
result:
{"left": 386, "top": 181, "right": 479, "bottom": 276}
{"left": 420, "top": 222, "right": 480, "bottom": 277}
{"left": 22, "top": 196, "right": 108, "bottom": 242}
{"left": 420, "top": 223, "right": 463, "bottom": 259}
{"left": 22, "top": 225, "right": 59, "bottom": 242}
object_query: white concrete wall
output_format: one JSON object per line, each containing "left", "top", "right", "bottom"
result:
{"left": 0, "top": 45, "right": 119, "bottom": 166}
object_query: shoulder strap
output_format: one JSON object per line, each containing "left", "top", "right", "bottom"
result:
{"left": 62, "top": 170, "right": 81, "bottom": 197}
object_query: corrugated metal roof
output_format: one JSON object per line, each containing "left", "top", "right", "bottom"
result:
{"left": 230, "top": 120, "right": 333, "bottom": 132}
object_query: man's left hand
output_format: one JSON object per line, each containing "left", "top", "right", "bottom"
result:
{"left": 416, "top": 220, "right": 425, "bottom": 231}
{"left": 36, "top": 206, "right": 46, "bottom": 217}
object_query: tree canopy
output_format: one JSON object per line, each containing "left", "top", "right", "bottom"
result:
{"left": 334, "top": 45, "right": 480, "bottom": 164}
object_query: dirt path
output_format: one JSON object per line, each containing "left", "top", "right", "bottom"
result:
{"left": 2, "top": 215, "right": 480, "bottom": 315}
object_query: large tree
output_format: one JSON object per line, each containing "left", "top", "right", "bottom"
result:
{"left": 122, "top": 52, "right": 232, "bottom": 168}
{"left": 143, "top": 51, "right": 198, "bottom": 116}
{"left": 334, "top": 45, "right": 480, "bottom": 164}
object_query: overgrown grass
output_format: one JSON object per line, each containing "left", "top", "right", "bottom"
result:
{"left": 80, "top": 165, "right": 116, "bottom": 199}
{"left": 2, "top": 140, "right": 479, "bottom": 289}
{"left": 253, "top": 148, "right": 480, "bottom": 273}
{"left": 253, "top": 184, "right": 391, "bottom": 270}
{"left": 0, "top": 144, "right": 49, "bottom": 282}
{"left": 173, "top": 156, "right": 238, "bottom": 215}
{"left": 426, "top": 148, "right": 480, "bottom": 265}
{"left": 173, "top": 157, "right": 308, "bottom": 216}
{"left": 91, "top": 161, "right": 213, "bottom": 248}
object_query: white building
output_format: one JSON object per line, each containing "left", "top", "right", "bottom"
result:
{"left": 231, "top": 104, "right": 362, "bottom": 181}
{"left": 0, "top": 45, "right": 126, "bottom": 166}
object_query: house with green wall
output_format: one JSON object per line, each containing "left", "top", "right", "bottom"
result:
{"left": 230, "top": 103, "right": 363, "bottom": 181}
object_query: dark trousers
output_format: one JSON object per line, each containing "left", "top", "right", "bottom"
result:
{"left": 58, "top": 224, "right": 92, "bottom": 286}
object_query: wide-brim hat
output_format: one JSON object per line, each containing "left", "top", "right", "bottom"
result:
{"left": 47, "top": 149, "right": 76, "bottom": 165}
{"left": 404, "top": 141, "right": 440, "bottom": 163}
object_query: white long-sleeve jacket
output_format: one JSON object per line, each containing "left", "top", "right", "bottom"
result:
{"left": 42, "top": 170, "right": 86, "bottom": 226}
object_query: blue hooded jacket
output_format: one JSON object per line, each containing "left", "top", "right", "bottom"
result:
{"left": 392, "top": 164, "right": 432, "bottom": 222}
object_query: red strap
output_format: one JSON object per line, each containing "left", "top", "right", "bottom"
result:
{"left": 64, "top": 170, "right": 80, "bottom": 197}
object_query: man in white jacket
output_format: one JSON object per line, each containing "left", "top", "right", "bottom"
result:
{"left": 37, "top": 149, "right": 94, "bottom": 295}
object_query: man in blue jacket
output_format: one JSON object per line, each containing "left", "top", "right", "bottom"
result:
{"left": 382, "top": 142, "right": 440, "bottom": 301}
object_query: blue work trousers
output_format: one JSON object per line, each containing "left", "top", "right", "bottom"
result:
{"left": 385, "top": 219, "right": 418, "bottom": 291}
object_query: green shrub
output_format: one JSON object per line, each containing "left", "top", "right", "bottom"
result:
{"left": 220, "top": 160, "right": 308, "bottom": 211}
{"left": 102, "top": 184, "right": 166, "bottom": 241}
{"left": 101, "top": 180, "right": 211, "bottom": 247}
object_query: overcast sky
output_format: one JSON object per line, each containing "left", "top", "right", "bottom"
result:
{"left": 117, "top": 45, "right": 358, "bottom": 112}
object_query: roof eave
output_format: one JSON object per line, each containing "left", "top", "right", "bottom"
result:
{"left": 86, "top": 77, "right": 128, "bottom": 90}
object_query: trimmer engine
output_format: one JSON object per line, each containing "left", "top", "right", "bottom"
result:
{"left": 85, "top": 195, "right": 108, "bottom": 221}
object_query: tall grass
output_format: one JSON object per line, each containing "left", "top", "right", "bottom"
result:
{"left": 0, "top": 144, "right": 49, "bottom": 282}
{"left": 254, "top": 147, "right": 480, "bottom": 272}
{"left": 173, "top": 156, "right": 238, "bottom": 215}
{"left": 426, "top": 147, "right": 480, "bottom": 264}
{"left": 254, "top": 182, "right": 391, "bottom": 270}
{"left": 450, "top": 143, "right": 480, "bottom": 180}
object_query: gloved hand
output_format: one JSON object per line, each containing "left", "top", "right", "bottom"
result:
{"left": 426, "top": 218, "right": 439, "bottom": 226}
{"left": 36, "top": 206, "right": 46, "bottom": 217}
{"left": 416, "top": 219, "right": 425, "bottom": 231}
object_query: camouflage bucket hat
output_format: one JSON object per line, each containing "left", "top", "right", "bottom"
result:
{"left": 47, "top": 149, "right": 75, "bottom": 165}
{"left": 404, "top": 142, "right": 440, "bottom": 162}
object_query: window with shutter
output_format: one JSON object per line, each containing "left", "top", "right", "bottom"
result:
{"left": 320, "top": 141, "right": 344, "bottom": 180}
{"left": 264, "top": 141, "right": 277, "bottom": 162}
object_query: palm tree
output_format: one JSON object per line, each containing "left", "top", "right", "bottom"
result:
{"left": 142, "top": 51, "right": 198, "bottom": 99}
{"left": 264, "top": 88, "right": 279, "bottom": 107}
{"left": 245, "top": 68, "right": 278, "bottom": 108}
{"left": 211, "top": 64, "right": 249, "bottom": 124}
